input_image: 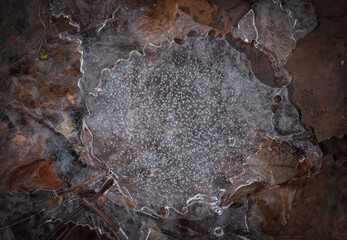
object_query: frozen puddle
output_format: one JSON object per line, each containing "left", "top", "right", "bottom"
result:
{"left": 83, "top": 35, "right": 320, "bottom": 214}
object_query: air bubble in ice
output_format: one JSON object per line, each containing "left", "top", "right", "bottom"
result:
{"left": 214, "top": 227, "right": 224, "bottom": 237}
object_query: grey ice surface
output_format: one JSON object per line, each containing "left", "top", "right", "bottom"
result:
{"left": 84, "top": 35, "right": 321, "bottom": 213}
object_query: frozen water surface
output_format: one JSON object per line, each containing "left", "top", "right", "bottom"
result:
{"left": 50, "top": 2, "right": 211, "bottom": 93}
{"left": 84, "top": 35, "right": 320, "bottom": 213}
{"left": 232, "top": 0, "right": 317, "bottom": 85}
{"left": 49, "top": 0, "right": 321, "bottom": 220}
{"left": 233, "top": 0, "right": 316, "bottom": 63}
{"left": 0, "top": 0, "right": 325, "bottom": 239}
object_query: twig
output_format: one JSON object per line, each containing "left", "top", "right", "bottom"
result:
{"left": 45, "top": 178, "right": 113, "bottom": 240}
{"left": 0, "top": 172, "right": 105, "bottom": 229}
{"left": 31, "top": 1, "right": 47, "bottom": 52}
{"left": 57, "top": 224, "right": 76, "bottom": 240}
{"left": 81, "top": 198, "right": 120, "bottom": 235}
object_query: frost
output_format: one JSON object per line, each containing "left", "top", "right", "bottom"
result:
{"left": 84, "top": 35, "right": 321, "bottom": 213}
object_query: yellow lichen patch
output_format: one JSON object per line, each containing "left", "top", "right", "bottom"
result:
{"left": 39, "top": 51, "right": 48, "bottom": 60}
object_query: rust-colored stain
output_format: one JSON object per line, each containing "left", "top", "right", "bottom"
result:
{"left": 6, "top": 157, "right": 62, "bottom": 194}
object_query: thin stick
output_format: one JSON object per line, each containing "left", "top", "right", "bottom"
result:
{"left": 54, "top": 225, "right": 70, "bottom": 240}
{"left": 31, "top": 1, "right": 46, "bottom": 52}
{"left": 81, "top": 198, "right": 120, "bottom": 235}
{"left": 45, "top": 178, "right": 113, "bottom": 240}
{"left": 59, "top": 224, "right": 77, "bottom": 240}
{"left": 0, "top": 172, "right": 105, "bottom": 229}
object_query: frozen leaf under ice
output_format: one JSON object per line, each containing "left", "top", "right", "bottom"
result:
{"left": 84, "top": 35, "right": 321, "bottom": 213}
{"left": 6, "top": 157, "right": 62, "bottom": 194}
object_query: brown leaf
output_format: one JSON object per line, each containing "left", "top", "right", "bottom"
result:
{"left": 0, "top": 131, "right": 46, "bottom": 190}
{"left": 247, "top": 138, "right": 301, "bottom": 185}
{"left": 6, "top": 157, "right": 62, "bottom": 194}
